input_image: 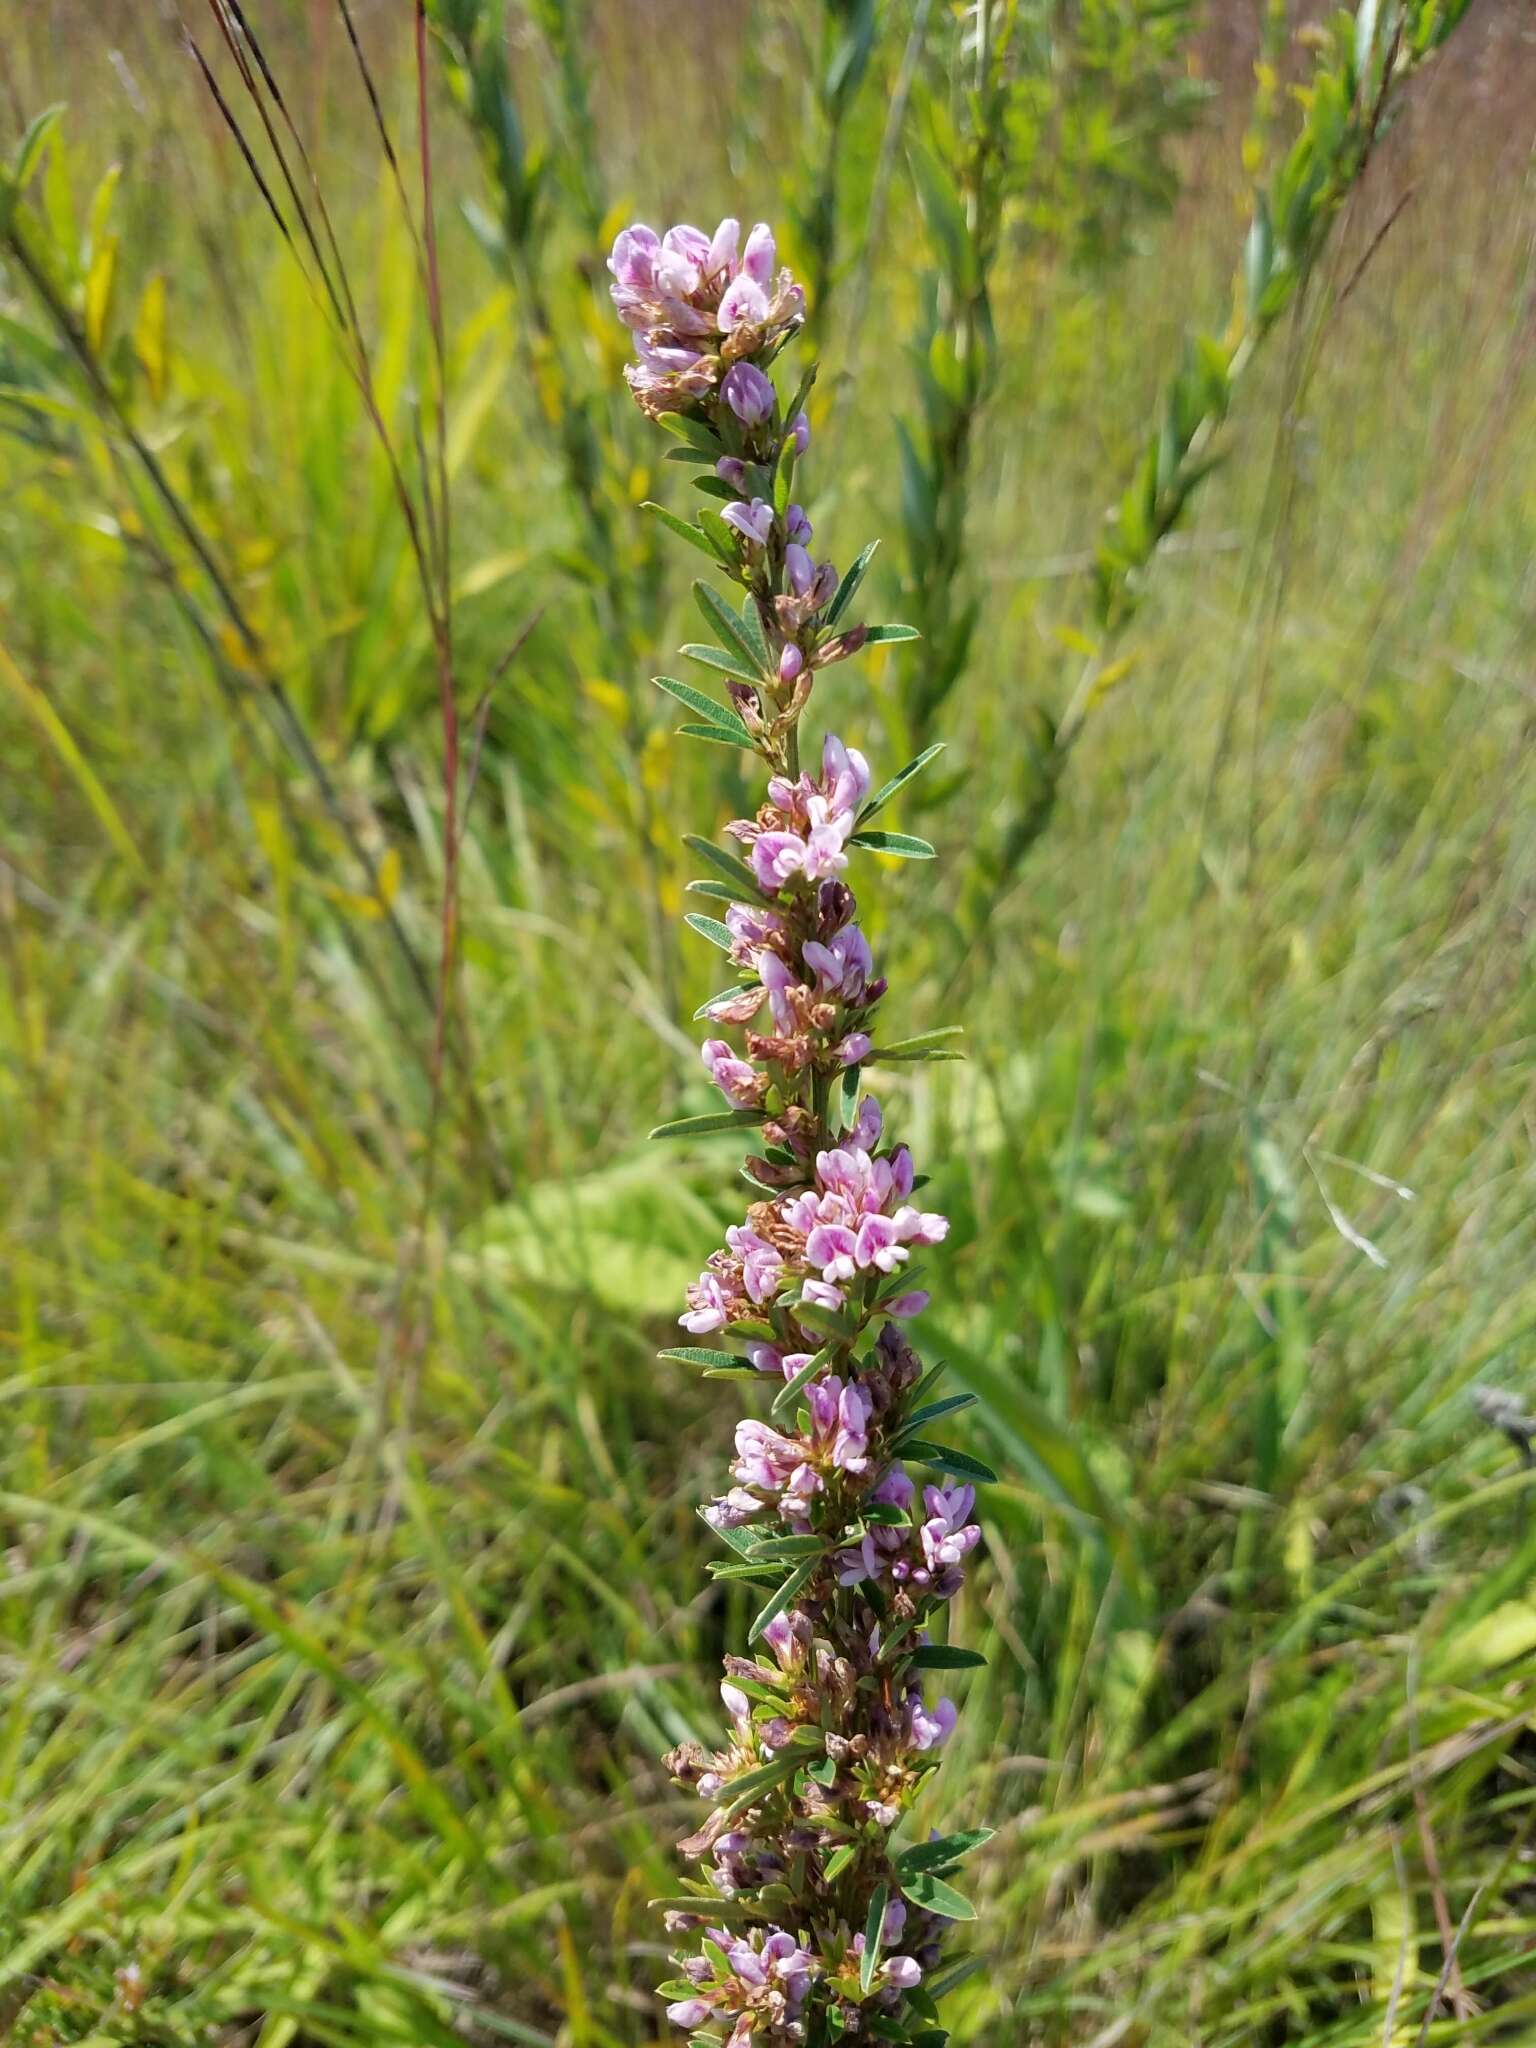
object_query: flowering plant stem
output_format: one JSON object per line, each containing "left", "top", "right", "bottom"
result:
{"left": 608, "top": 217, "right": 990, "bottom": 2047}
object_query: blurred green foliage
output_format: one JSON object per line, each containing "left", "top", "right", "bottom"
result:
{"left": 2, "top": 2, "right": 1536, "bottom": 2044}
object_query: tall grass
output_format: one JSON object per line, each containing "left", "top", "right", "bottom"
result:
{"left": 2, "top": 2, "right": 1535, "bottom": 2043}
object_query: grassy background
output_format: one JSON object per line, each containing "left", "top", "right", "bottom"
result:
{"left": 3, "top": 3, "right": 1536, "bottom": 2043}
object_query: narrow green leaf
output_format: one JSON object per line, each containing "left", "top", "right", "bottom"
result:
{"left": 737, "top": 594, "right": 771, "bottom": 668}
{"left": 896, "top": 1829, "right": 995, "bottom": 1876}
{"left": 693, "top": 475, "right": 741, "bottom": 503}
{"left": 867, "top": 1026, "right": 965, "bottom": 1065}
{"left": 682, "top": 834, "right": 761, "bottom": 895}
{"left": 696, "top": 508, "right": 740, "bottom": 566}
{"left": 773, "top": 437, "right": 796, "bottom": 518}
{"left": 793, "top": 1298, "right": 860, "bottom": 1341}
{"left": 863, "top": 623, "right": 921, "bottom": 644}
{"left": 681, "top": 641, "right": 763, "bottom": 684}
{"left": 686, "top": 880, "right": 739, "bottom": 904}
{"left": 641, "top": 501, "right": 717, "bottom": 560}
{"left": 704, "top": 1514, "right": 767, "bottom": 1559}
{"left": 659, "top": 1346, "right": 749, "bottom": 1370}
{"left": 827, "top": 538, "right": 878, "bottom": 627}
{"left": 649, "top": 1107, "right": 765, "bottom": 1139}
{"left": 682, "top": 912, "right": 737, "bottom": 953}
{"left": 897, "top": 1872, "right": 977, "bottom": 1921}
{"left": 677, "top": 721, "right": 755, "bottom": 750}
{"left": 860, "top": 1883, "right": 889, "bottom": 1995}
{"left": 904, "top": 1393, "right": 978, "bottom": 1431}
{"left": 907, "top": 1644, "right": 988, "bottom": 1671}
{"left": 653, "top": 673, "right": 749, "bottom": 736}
{"left": 849, "top": 830, "right": 936, "bottom": 859}
{"left": 772, "top": 1347, "right": 832, "bottom": 1416}
{"left": 823, "top": 1843, "right": 857, "bottom": 1883}
{"left": 648, "top": 1894, "right": 754, "bottom": 1919}
{"left": 780, "top": 360, "right": 818, "bottom": 440}
{"left": 716, "top": 1751, "right": 802, "bottom": 1823}
{"left": 694, "top": 579, "right": 765, "bottom": 671}
{"left": 656, "top": 413, "right": 722, "bottom": 455}
{"left": 749, "top": 1557, "right": 820, "bottom": 1644}
{"left": 749, "top": 1533, "right": 829, "bottom": 1562}
{"left": 14, "top": 104, "right": 65, "bottom": 191}
{"left": 859, "top": 743, "right": 946, "bottom": 825}
{"left": 899, "top": 1440, "right": 998, "bottom": 1485}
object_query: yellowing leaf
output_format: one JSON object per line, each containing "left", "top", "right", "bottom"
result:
{"left": 456, "top": 548, "right": 528, "bottom": 601}
{"left": 375, "top": 846, "right": 401, "bottom": 910}
{"left": 134, "top": 272, "right": 167, "bottom": 402}
{"left": 84, "top": 232, "right": 118, "bottom": 356}
{"left": 82, "top": 163, "right": 121, "bottom": 357}
{"left": 0, "top": 636, "right": 142, "bottom": 870}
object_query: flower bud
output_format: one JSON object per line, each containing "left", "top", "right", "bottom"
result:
{"left": 779, "top": 642, "right": 804, "bottom": 685}
{"left": 784, "top": 543, "right": 814, "bottom": 596}
{"left": 722, "top": 361, "right": 776, "bottom": 426}
{"left": 789, "top": 409, "right": 810, "bottom": 456}
{"left": 708, "top": 216, "right": 740, "bottom": 273}
{"left": 742, "top": 220, "right": 776, "bottom": 284}
{"left": 716, "top": 455, "right": 749, "bottom": 491}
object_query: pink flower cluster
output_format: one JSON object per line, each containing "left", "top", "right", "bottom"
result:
{"left": 608, "top": 218, "right": 805, "bottom": 416}
{"left": 835, "top": 1476, "right": 983, "bottom": 1600}
{"left": 681, "top": 1103, "right": 947, "bottom": 1337}
{"left": 665, "top": 1926, "right": 816, "bottom": 2044}
{"left": 611, "top": 208, "right": 987, "bottom": 2044}
{"left": 727, "top": 733, "right": 870, "bottom": 894}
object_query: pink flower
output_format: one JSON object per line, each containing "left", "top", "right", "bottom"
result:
{"left": 607, "top": 223, "right": 659, "bottom": 288}
{"left": 741, "top": 221, "right": 777, "bottom": 284}
{"left": 874, "top": 1466, "right": 915, "bottom": 1510}
{"left": 802, "top": 925, "right": 873, "bottom": 999}
{"left": 681, "top": 1269, "right": 736, "bottom": 1333}
{"left": 887, "top": 1289, "right": 931, "bottom": 1318}
{"left": 801, "top": 1276, "right": 844, "bottom": 1311}
{"left": 908, "top": 1696, "right": 958, "bottom": 1751}
{"left": 751, "top": 830, "right": 810, "bottom": 892}
{"left": 806, "top": 1223, "right": 859, "bottom": 1282}
{"left": 708, "top": 216, "right": 740, "bottom": 273}
{"left": 723, "top": 361, "right": 775, "bottom": 425}
{"left": 720, "top": 1681, "right": 752, "bottom": 1728}
{"left": 666, "top": 1998, "right": 713, "bottom": 2028}
{"left": 822, "top": 733, "right": 872, "bottom": 817}
{"left": 702, "top": 1038, "right": 765, "bottom": 1107}
{"left": 852, "top": 1095, "right": 883, "bottom": 1149}
{"left": 721, "top": 496, "right": 774, "bottom": 547}
{"left": 893, "top": 1205, "right": 950, "bottom": 1247}
{"left": 719, "top": 272, "right": 772, "bottom": 330}
{"left": 726, "top": 1224, "right": 784, "bottom": 1304}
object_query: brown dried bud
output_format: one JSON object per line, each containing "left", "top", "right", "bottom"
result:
{"left": 812, "top": 624, "right": 868, "bottom": 667}
{"left": 744, "top": 1153, "right": 808, "bottom": 1189}
{"left": 665, "top": 1741, "right": 708, "bottom": 1787}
